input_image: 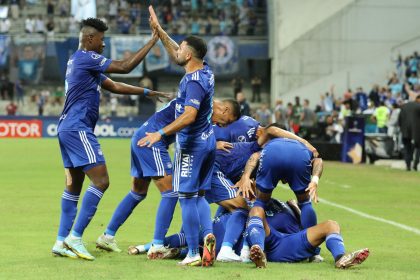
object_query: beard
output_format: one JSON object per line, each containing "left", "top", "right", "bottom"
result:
{"left": 176, "top": 56, "right": 188, "bottom": 66}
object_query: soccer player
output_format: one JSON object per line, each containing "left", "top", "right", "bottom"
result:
{"left": 138, "top": 6, "right": 219, "bottom": 266}
{"left": 246, "top": 206, "right": 370, "bottom": 269}
{"left": 214, "top": 115, "right": 260, "bottom": 143}
{"left": 52, "top": 18, "right": 170, "bottom": 260}
{"left": 236, "top": 136, "right": 323, "bottom": 231}
{"left": 96, "top": 98, "right": 240, "bottom": 257}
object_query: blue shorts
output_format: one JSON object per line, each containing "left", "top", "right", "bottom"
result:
{"left": 256, "top": 139, "right": 312, "bottom": 194}
{"left": 173, "top": 143, "right": 215, "bottom": 193}
{"left": 58, "top": 131, "right": 105, "bottom": 171}
{"left": 131, "top": 128, "right": 172, "bottom": 179}
{"left": 205, "top": 166, "right": 237, "bottom": 204}
{"left": 265, "top": 227, "right": 320, "bottom": 262}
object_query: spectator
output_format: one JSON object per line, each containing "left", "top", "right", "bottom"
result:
{"left": 117, "top": 14, "right": 132, "bottom": 34}
{"left": 394, "top": 54, "right": 404, "bottom": 82}
{"left": 372, "top": 101, "right": 390, "bottom": 133}
{"left": 325, "top": 115, "right": 343, "bottom": 143}
{"left": 109, "top": 0, "right": 118, "bottom": 20}
{"left": 25, "top": 16, "right": 35, "bottom": 33}
{"left": 37, "top": 94, "right": 46, "bottom": 116}
{"left": 387, "top": 103, "right": 401, "bottom": 152}
{"left": 323, "top": 90, "right": 334, "bottom": 112}
{"left": 236, "top": 91, "right": 251, "bottom": 116}
{"left": 369, "top": 84, "right": 380, "bottom": 107}
{"left": 355, "top": 87, "right": 368, "bottom": 112}
{"left": 274, "top": 99, "right": 288, "bottom": 129}
{"left": 300, "top": 99, "right": 316, "bottom": 137}
{"left": 10, "top": 0, "right": 20, "bottom": 19}
{"left": 47, "top": 0, "right": 54, "bottom": 16}
{"left": 68, "top": 16, "right": 78, "bottom": 34}
{"left": 59, "top": 0, "right": 69, "bottom": 16}
{"left": 0, "top": 18, "right": 10, "bottom": 34}
{"left": 255, "top": 103, "right": 271, "bottom": 126}
{"left": 6, "top": 100, "right": 17, "bottom": 115}
{"left": 231, "top": 76, "right": 243, "bottom": 98}
{"left": 35, "top": 15, "right": 46, "bottom": 34}
{"left": 251, "top": 75, "right": 262, "bottom": 102}
{"left": 291, "top": 96, "right": 302, "bottom": 133}
{"left": 46, "top": 19, "right": 55, "bottom": 36}
{"left": 389, "top": 77, "right": 403, "bottom": 97}
{"left": 339, "top": 100, "right": 352, "bottom": 121}
{"left": 110, "top": 96, "right": 118, "bottom": 117}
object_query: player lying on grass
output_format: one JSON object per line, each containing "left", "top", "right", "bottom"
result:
{"left": 246, "top": 204, "right": 370, "bottom": 269}
{"left": 127, "top": 197, "right": 302, "bottom": 260}
{"left": 95, "top": 99, "right": 239, "bottom": 256}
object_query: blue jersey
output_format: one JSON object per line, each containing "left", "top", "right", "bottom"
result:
{"left": 176, "top": 61, "right": 214, "bottom": 147}
{"left": 215, "top": 141, "right": 261, "bottom": 183}
{"left": 135, "top": 99, "right": 177, "bottom": 146}
{"left": 58, "top": 50, "right": 112, "bottom": 132}
{"left": 214, "top": 116, "right": 260, "bottom": 142}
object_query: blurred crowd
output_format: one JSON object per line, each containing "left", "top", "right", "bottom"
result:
{"left": 0, "top": 0, "right": 266, "bottom": 36}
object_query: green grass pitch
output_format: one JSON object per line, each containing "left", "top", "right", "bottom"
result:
{"left": 0, "top": 138, "right": 419, "bottom": 279}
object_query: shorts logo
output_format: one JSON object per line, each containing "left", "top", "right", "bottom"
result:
{"left": 98, "top": 149, "right": 103, "bottom": 156}
{"left": 167, "top": 162, "right": 172, "bottom": 169}
{"left": 180, "top": 154, "right": 193, "bottom": 177}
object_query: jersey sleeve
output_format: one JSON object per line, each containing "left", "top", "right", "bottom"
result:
{"left": 185, "top": 81, "right": 206, "bottom": 110}
{"left": 100, "top": 74, "right": 108, "bottom": 84}
{"left": 83, "top": 51, "right": 112, "bottom": 73}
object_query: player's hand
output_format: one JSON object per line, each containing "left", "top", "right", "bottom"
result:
{"left": 149, "top": 5, "right": 162, "bottom": 30}
{"left": 216, "top": 141, "right": 233, "bottom": 152}
{"left": 235, "top": 177, "right": 255, "bottom": 200}
{"left": 305, "top": 181, "right": 319, "bottom": 203}
{"left": 312, "top": 148, "right": 319, "bottom": 158}
{"left": 138, "top": 131, "right": 162, "bottom": 147}
{"left": 147, "top": 91, "right": 172, "bottom": 102}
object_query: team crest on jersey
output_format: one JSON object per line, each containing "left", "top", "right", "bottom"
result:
{"left": 91, "top": 53, "right": 101, "bottom": 59}
{"left": 238, "top": 135, "right": 246, "bottom": 142}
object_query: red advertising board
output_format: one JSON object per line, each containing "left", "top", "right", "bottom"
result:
{"left": 0, "top": 120, "right": 43, "bottom": 138}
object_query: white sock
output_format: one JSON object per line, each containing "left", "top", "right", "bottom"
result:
{"left": 55, "top": 240, "right": 64, "bottom": 247}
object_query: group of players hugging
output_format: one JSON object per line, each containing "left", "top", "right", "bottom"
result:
{"left": 51, "top": 6, "right": 369, "bottom": 269}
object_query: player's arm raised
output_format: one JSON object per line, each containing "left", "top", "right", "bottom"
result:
{"left": 262, "top": 126, "right": 319, "bottom": 157}
{"left": 101, "top": 78, "right": 171, "bottom": 102}
{"left": 305, "top": 157, "right": 323, "bottom": 203}
{"left": 235, "top": 151, "right": 261, "bottom": 199}
{"left": 105, "top": 33, "right": 159, "bottom": 74}
{"left": 148, "top": 5, "right": 179, "bottom": 62}
{"left": 138, "top": 106, "right": 198, "bottom": 147}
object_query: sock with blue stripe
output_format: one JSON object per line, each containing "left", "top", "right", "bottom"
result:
{"left": 197, "top": 196, "right": 213, "bottom": 238}
{"left": 164, "top": 232, "right": 187, "bottom": 248}
{"left": 326, "top": 233, "right": 345, "bottom": 262}
{"left": 153, "top": 191, "right": 178, "bottom": 245}
{"left": 104, "top": 190, "right": 146, "bottom": 236}
{"left": 222, "top": 208, "right": 248, "bottom": 248}
{"left": 72, "top": 185, "right": 104, "bottom": 237}
{"left": 57, "top": 190, "right": 80, "bottom": 241}
{"left": 299, "top": 199, "right": 317, "bottom": 229}
{"left": 246, "top": 216, "right": 265, "bottom": 250}
{"left": 179, "top": 192, "right": 200, "bottom": 257}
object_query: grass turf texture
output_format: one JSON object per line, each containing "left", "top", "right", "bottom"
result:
{"left": 0, "top": 138, "right": 419, "bottom": 279}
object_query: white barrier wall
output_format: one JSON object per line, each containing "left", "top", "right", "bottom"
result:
{"left": 269, "top": 0, "right": 420, "bottom": 106}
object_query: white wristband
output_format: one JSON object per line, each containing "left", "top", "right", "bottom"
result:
{"left": 311, "top": 175, "right": 319, "bottom": 185}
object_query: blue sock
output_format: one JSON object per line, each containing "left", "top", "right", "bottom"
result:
{"left": 72, "top": 185, "right": 104, "bottom": 237}
{"left": 246, "top": 216, "right": 265, "bottom": 251}
{"left": 299, "top": 200, "right": 317, "bottom": 229}
{"left": 57, "top": 190, "right": 80, "bottom": 241}
{"left": 105, "top": 190, "right": 146, "bottom": 236}
{"left": 326, "top": 233, "right": 345, "bottom": 262}
{"left": 222, "top": 208, "right": 248, "bottom": 248}
{"left": 153, "top": 191, "right": 178, "bottom": 245}
{"left": 197, "top": 196, "right": 213, "bottom": 238}
{"left": 164, "top": 232, "right": 186, "bottom": 248}
{"left": 179, "top": 192, "right": 200, "bottom": 257}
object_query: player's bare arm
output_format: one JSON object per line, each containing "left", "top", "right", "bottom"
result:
{"left": 105, "top": 33, "right": 159, "bottom": 74}
{"left": 235, "top": 151, "right": 261, "bottom": 199}
{"left": 101, "top": 78, "right": 171, "bottom": 101}
{"left": 138, "top": 106, "right": 198, "bottom": 147}
{"left": 264, "top": 126, "right": 319, "bottom": 157}
{"left": 216, "top": 141, "right": 233, "bottom": 152}
{"left": 305, "top": 157, "right": 323, "bottom": 203}
{"left": 148, "top": 5, "right": 179, "bottom": 62}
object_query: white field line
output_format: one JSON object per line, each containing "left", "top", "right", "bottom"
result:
{"left": 278, "top": 185, "right": 420, "bottom": 235}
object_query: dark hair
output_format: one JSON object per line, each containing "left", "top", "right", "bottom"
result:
{"left": 223, "top": 99, "right": 241, "bottom": 120}
{"left": 81, "top": 18, "right": 108, "bottom": 32}
{"left": 183, "top": 36, "right": 207, "bottom": 59}
{"left": 266, "top": 122, "right": 286, "bottom": 130}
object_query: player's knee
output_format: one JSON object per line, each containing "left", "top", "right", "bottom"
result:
{"left": 95, "top": 176, "right": 110, "bottom": 191}
{"left": 249, "top": 206, "right": 265, "bottom": 219}
{"left": 325, "top": 220, "right": 340, "bottom": 233}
